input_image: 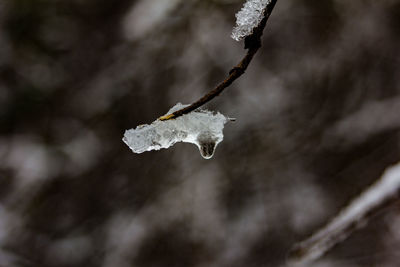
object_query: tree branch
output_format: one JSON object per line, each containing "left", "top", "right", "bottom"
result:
{"left": 288, "top": 162, "right": 400, "bottom": 266}
{"left": 159, "top": 0, "right": 278, "bottom": 121}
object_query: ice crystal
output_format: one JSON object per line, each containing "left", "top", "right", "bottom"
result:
{"left": 231, "top": 0, "right": 271, "bottom": 41}
{"left": 123, "top": 103, "right": 230, "bottom": 159}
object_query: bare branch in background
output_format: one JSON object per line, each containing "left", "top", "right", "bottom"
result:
{"left": 288, "top": 162, "right": 400, "bottom": 266}
{"left": 159, "top": 0, "right": 278, "bottom": 121}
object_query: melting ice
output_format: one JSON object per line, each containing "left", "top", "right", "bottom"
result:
{"left": 122, "top": 103, "right": 230, "bottom": 159}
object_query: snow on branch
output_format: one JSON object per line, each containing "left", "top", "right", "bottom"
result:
{"left": 123, "top": 103, "right": 231, "bottom": 159}
{"left": 232, "top": 0, "right": 272, "bottom": 41}
{"left": 289, "top": 162, "right": 400, "bottom": 265}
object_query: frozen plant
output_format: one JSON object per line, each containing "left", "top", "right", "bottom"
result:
{"left": 232, "top": 0, "right": 271, "bottom": 41}
{"left": 124, "top": 1, "right": 278, "bottom": 159}
{"left": 123, "top": 103, "right": 231, "bottom": 159}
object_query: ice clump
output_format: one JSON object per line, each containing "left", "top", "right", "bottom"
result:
{"left": 231, "top": 0, "right": 271, "bottom": 41}
{"left": 122, "top": 103, "right": 230, "bottom": 159}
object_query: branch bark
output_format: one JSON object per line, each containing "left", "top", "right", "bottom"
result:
{"left": 159, "top": 0, "right": 278, "bottom": 121}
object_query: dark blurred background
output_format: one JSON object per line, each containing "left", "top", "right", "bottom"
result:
{"left": 1, "top": 0, "right": 400, "bottom": 266}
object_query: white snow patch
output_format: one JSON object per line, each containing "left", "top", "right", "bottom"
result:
{"left": 231, "top": 0, "right": 271, "bottom": 41}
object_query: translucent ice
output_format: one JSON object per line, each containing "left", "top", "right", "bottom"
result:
{"left": 231, "top": 0, "right": 271, "bottom": 41}
{"left": 122, "top": 103, "right": 230, "bottom": 159}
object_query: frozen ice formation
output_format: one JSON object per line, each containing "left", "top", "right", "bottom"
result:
{"left": 123, "top": 103, "right": 230, "bottom": 159}
{"left": 231, "top": 0, "right": 271, "bottom": 41}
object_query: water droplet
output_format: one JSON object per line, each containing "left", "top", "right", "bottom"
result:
{"left": 199, "top": 141, "right": 216, "bottom": 159}
{"left": 196, "top": 132, "right": 219, "bottom": 159}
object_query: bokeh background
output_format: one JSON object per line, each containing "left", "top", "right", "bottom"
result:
{"left": 1, "top": 0, "right": 400, "bottom": 266}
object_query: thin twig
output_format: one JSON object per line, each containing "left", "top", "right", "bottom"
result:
{"left": 288, "top": 162, "right": 400, "bottom": 266}
{"left": 159, "top": 0, "right": 278, "bottom": 121}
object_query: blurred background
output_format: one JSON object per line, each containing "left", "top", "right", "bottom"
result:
{"left": 1, "top": 0, "right": 400, "bottom": 266}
